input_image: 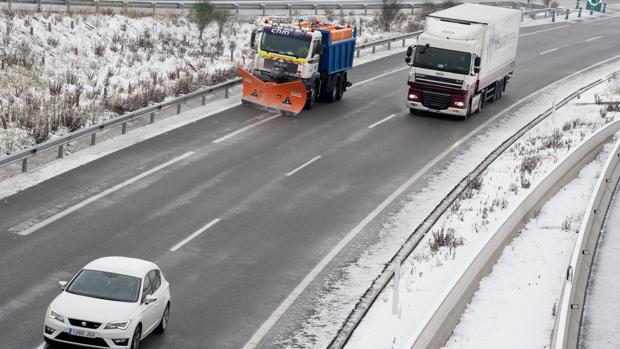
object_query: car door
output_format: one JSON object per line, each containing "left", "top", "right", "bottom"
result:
{"left": 140, "top": 272, "right": 160, "bottom": 335}
{"left": 148, "top": 270, "right": 165, "bottom": 318}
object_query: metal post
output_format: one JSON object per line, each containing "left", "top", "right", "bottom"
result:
{"left": 150, "top": 112, "right": 155, "bottom": 124}
{"left": 578, "top": 7, "right": 582, "bottom": 17}
{"left": 8, "top": 0, "right": 11, "bottom": 12}
{"left": 287, "top": 4, "right": 292, "bottom": 16}
{"left": 372, "top": 46, "right": 376, "bottom": 54}
{"left": 363, "top": 4, "right": 367, "bottom": 16}
{"left": 122, "top": 122, "right": 127, "bottom": 135}
{"left": 357, "top": 49, "right": 361, "bottom": 58}
{"left": 565, "top": 9, "right": 570, "bottom": 19}
{"left": 392, "top": 260, "right": 400, "bottom": 316}
{"left": 22, "top": 158, "right": 28, "bottom": 173}
{"left": 91, "top": 133, "right": 96, "bottom": 146}
{"left": 552, "top": 96, "right": 556, "bottom": 123}
{"left": 94, "top": 0, "right": 99, "bottom": 13}
{"left": 234, "top": 4, "right": 239, "bottom": 14}
{"left": 58, "top": 144, "right": 64, "bottom": 158}
{"left": 402, "top": 38, "right": 406, "bottom": 47}
{"left": 388, "top": 42, "right": 391, "bottom": 50}
{"left": 225, "top": 88, "right": 229, "bottom": 99}
{"left": 66, "top": 0, "right": 71, "bottom": 12}
{"left": 176, "top": 103, "right": 182, "bottom": 115}
{"left": 576, "top": 0, "right": 579, "bottom": 9}
{"left": 261, "top": 3, "right": 265, "bottom": 16}
{"left": 201, "top": 95, "right": 207, "bottom": 106}
{"left": 589, "top": 8, "right": 593, "bottom": 15}
{"left": 339, "top": 4, "right": 343, "bottom": 18}
{"left": 151, "top": 1, "right": 156, "bottom": 16}
{"left": 314, "top": 4, "right": 318, "bottom": 15}
{"left": 603, "top": 3, "right": 606, "bottom": 12}
{"left": 37, "top": 0, "right": 42, "bottom": 11}
{"left": 552, "top": 11, "right": 555, "bottom": 22}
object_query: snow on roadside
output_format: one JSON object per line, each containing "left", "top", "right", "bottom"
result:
{"left": 443, "top": 142, "right": 612, "bottom": 349}
{"left": 270, "top": 60, "right": 620, "bottom": 348}
{"left": 342, "top": 64, "right": 620, "bottom": 349}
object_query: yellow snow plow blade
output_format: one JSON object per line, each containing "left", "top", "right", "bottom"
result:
{"left": 238, "top": 67, "right": 307, "bottom": 116}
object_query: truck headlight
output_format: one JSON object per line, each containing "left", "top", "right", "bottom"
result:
{"left": 49, "top": 308, "right": 64, "bottom": 323}
{"left": 105, "top": 320, "right": 131, "bottom": 330}
{"left": 454, "top": 101, "right": 465, "bottom": 107}
{"left": 409, "top": 94, "right": 419, "bottom": 100}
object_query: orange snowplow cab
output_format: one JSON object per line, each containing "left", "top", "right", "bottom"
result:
{"left": 238, "top": 67, "right": 307, "bottom": 116}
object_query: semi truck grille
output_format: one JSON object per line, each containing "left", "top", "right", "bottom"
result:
{"left": 415, "top": 74, "right": 463, "bottom": 89}
{"left": 422, "top": 91, "right": 451, "bottom": 110}
{"left": 264, "top": 59, "right": 298, "bottom": 74}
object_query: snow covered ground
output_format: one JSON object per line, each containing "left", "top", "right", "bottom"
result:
{"left": 0, "top": 9, "right": 415, "bottom": 155}
{"left": 578, "top": 182, "right": 620, "bottom": 348}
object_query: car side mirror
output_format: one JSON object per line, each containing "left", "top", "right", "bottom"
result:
{"left": 250, "top": 30, "right": 257, "bottom": 49}
{"left": 58, "top": 281, "right": 68, "bottom": 290}
{"left": 474, "top": 66, "right": 480, "bottom": 74}
{"left": 474, "top": 56, "right": 481, "bottom": 67}
{"left": 144, "top": 294, "right": 157, "bottom": 305}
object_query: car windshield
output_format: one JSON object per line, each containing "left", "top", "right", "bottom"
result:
{"left": 66, "top": 269, "right": 141, "bottom": 303}
{"left": 260, "top": 32, "right": 311, "bottom": 59}
{"left": 413, "top": 46, "right": 471, "bottom": 75}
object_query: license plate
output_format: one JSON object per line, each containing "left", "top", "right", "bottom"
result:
{"left": 68, "top": 328, "right": 96, "bottom": 338}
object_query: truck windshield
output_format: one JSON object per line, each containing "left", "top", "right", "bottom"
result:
{"left": 260, "top": 32, "right": 311, "bottom": 59}
{"left": 414, "top": 46, "right": 471, "bottom": 75}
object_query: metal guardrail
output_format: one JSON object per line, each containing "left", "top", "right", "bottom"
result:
{"left": 551, "top": 117, "right": 620, "bottom": 347}
{"left": 0, "top": 0, "right": 542, "bottom": 14}
{"left": 0, "top": 31, "right": 421, "bottom": 173}
{"left": 328, "top": 69, "right": 620, "bottom": 349}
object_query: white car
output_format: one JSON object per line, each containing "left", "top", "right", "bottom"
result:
{"left": 43, "top": 256, "right": 171, "bottom": 349}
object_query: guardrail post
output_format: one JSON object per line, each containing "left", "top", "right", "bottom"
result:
{"left": 392, "top": 260, "right": 401, "bottom": 316}
{"left": 225, "top": 87, "right": 230, "bottom": 99}
{"left": 234, "top": 3, "right": 239, "bottom": 14}
{"left": 357, "top": 48, "right": 361, "bottom": 58}
{"left": 201, "top": 95, "right": 207, "bottom": 106}
{"left": 314, "top": 4, "right": 318, "bottom": 15}
{"left": 339, "top": 4, "right": 343, "bottom": 18}
{"left": 578, "top": 7, "right": 582, "bottom": 17}
{"left": 372, "top": 45, "right": 376, "bottom": 54}
{"left": 287, "top": 4, "right": 292, "bottom": 16}
{"left": 58, "top": 144, "right": 64, "bottom": 158}
{"left": 603, "top": 3, "right": 606, "bottom": 12}
{"left": 363, "top": 4, "right": 367, "bottom": 16}
{"left": 150, "top": 112, "right": 155, "bottom": 124}
{"left": 565, "top": 9, "right": 570, "bottom": 19}
{"left": 176, "top": 103, "right": 182, "bottom": 115}
{"left": 37, "top": 0, "right": 42, "bottom": 11}
{"left": 66, "top": 0, "right": 71, "bottom": 12}
{"left": 94, "top": 0, "right": 99, "bottom": 13}
{"left": 388, "top": 42, "right": 391, "bottom": 50}
{"left": 91, "top": 133, "right": 96, "bottom": 146}
{"left": 261, "top": 3, "right": 265, "bottom": 16}
{"left": 122, "top": 122, "right": 127, "bottom": 135}
{"left": 151, "top": 1, "right": 156, "bottom": 16}
{"left": 22, "top": 158, "right": 28, "bottom": 173}
{"left": 552, "top": 10, "right": 555, "bottom": 22}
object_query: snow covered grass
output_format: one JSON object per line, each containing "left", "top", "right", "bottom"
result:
{"left": 0, "top": 8, "right": 421, "bottom": 156}
{"left": 343, "top": 69, "right": 620, "bottom": 349}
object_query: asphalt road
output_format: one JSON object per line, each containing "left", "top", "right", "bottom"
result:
{"left": 0, "top": 15, "right": 619, "bottom": 349}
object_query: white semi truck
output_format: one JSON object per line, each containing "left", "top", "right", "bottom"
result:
{"left": 405, "top": 3, "right": 521, "bottom": 118}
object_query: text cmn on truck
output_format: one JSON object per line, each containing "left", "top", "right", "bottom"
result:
{"left": 238, "top": 18, "right": 357, "bottom": 116}
{"left": 405, "top": 4, "right": 521, "bottom": 119}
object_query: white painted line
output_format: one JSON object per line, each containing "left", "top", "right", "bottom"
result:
{"left": 368, "top": 114, "right": 397, "bottom": 129}
{"left": 16, "top": 152, "right": 194, "bottom": 236}
{"left": 585, "top": 35, "right": 603, "bottom": 42}
{"left": 240, "top": 53, "right": 620, "bottom": 349}
{"left": 586, "top": 14, "right": 620, "bottom": 22}
{"left": 285, "top": 156, "right": 322, "bottom": 177}
{"left": 350, "top": 67, "right": 409, "bottom": 90}
{"left": 34, "top": 343, "right": 46, "bottom": 349}
{"left": 169, "top": 218, "right": 221, "bottom": 252}
{"left": 519, "top": 25, "right": 570, "bottom": 37}
{"left": 213, "top": 113, "right": 280, "bottom": 144}
{"left": 539, "top": 47, "right": 559, "bottom": 55}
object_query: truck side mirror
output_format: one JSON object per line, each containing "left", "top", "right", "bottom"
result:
{"left": 474, "top": 66, "right": 480, "bottom": 74}
{"left": 405, "top": 57, "right": 411, "bottom": 65}
{"left": 250, "top": 30, "right": 257, "bottom": 49}
{"left": 474, "top": 56, "right": 481, "bottom": 67}
{"left": 406, "top": 46, "right": 414, "bottom": 57}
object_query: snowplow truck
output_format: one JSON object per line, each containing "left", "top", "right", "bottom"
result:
{"left": 239, "top": 18, "right": 357, "bottom": 116}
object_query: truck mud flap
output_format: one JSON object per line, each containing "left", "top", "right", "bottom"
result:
{"left": 238, "top": 67, "right": 307, "bottom": 116}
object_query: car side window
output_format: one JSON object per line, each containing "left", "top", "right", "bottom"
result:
{"left": 142, "top": 273, "right": 152, "bottom": 301}
{"left": 148, "top": 270, "right": 161, "bottom": 293}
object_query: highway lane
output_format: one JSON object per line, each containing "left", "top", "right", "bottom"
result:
{"left": 0, "top": 16, "right": 618, "bottom": 349}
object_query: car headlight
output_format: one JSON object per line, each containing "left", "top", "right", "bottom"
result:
{"left": 49, "top": 308, "right": 64, "bottom": 323}
{"left": 104, "top": 320, "right": 131, "bottom": 330}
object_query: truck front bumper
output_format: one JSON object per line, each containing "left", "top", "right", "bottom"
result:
{"left": 407, "top": 101, "right": 468, "bottom": 117}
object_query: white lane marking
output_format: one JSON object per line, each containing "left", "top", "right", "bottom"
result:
{"left": 519, "top": 25, "right": 570, "bottom": 37}
{"left": 585, "top": 35, "right": 603, "bottom": 42}
{"left": 170, "top": 218, "right": 221, "bottom": 252}
{"left": 586, "top": 14, "right": 620, "bottom": 22}
{"left": 213, "top": 113, "right": 280, "bottom": 144}
{"left": 350, "top": 67, "right": 409, "bottom": 90}
{"left": 241, "top": 53, "right": 620, "bottom": 349}
{"left": 34, "top": 343, "right": 46, "bottom": 349}
{"left": 368, "top": 113, "right": 397, "bottom": 129}
{"left": 539, "top": 47, "right": 559, "bottom": 55}
{"left": 285, "top": 156, "right": 322, "bottom": 177}
{"left": 16, "top": 152, "right": 194, "bottom": 236}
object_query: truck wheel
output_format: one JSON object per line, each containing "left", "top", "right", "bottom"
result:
{"left": 335, "top": 76, "right": 344, "bottom": 101}
{"left": 497, "top": 80, "right": 504, "bottom": 99}
{"left": 305, "top": 81, "right": 320, "bottom": 110}
{"left": 463, "top": 97, "right": 472, "bottom": 120}
{"left": 409, "top": 108, "right": 417, "bottom": 115}
{"left": 324, "top": 78, "right": 337, "bottom": 103}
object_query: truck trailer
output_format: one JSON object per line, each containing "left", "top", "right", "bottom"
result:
{"left": 405, "top": 4, "right": 521, "bottom": 118}
{"left": 239, "top": 17, "right": 357, "bottom": 116}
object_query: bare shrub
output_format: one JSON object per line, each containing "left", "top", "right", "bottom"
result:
{"left": 561, "top": 216, "right": 573, "bottom": 232}
{"left": 543, "top": 128, "right": 563, "bottom": 149}
{"left": 520, "top": 174, "right": 531, "bottom": 189}
{"left": 47, "top": 37, "right": 59, "bottom": 47}
{"left": 213, "top": 10, "right": 231, "bottom": 39}
{"left": 429, "top": 226, "right": 464, "bottom": 254}
{"left": 64, "top": 71, "right": 79, "bottom": 85}
{"left": 379, "top": 0, "right": 400, "bottom": 31}
{"left": 520, "top": 155, "right": 541, "bottom": 175}
{"left": 190, "top": 0, "right": 215, "bottom": 42}
{"left": 94, "top": 44, "right": 106, "bottom": 57}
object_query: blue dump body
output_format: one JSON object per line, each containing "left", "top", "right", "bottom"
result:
{"left": 316, "top": 28, "right": 357, "bottom": 75}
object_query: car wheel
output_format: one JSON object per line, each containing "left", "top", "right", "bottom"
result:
{"left": 131, "top": 325, "right": 141, "bottom": 349}
{"left": 156, "top": 303, "right": 170, "bottom": 334}
{"left": 43, "top": 336, "right": 55, "bottom": 347}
